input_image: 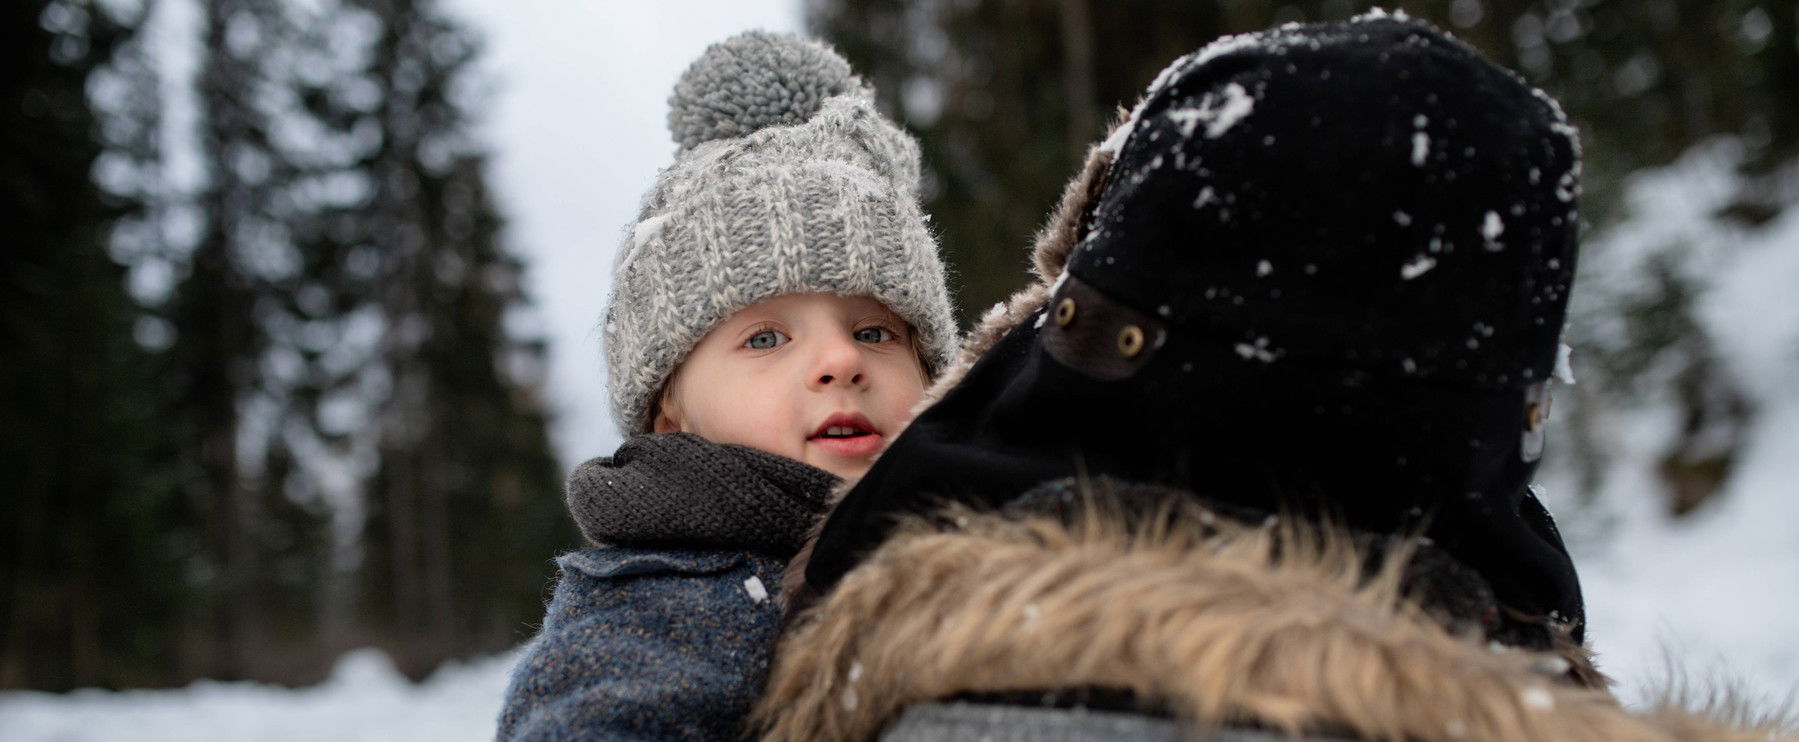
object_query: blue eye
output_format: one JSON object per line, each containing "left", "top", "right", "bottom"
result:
{"left": 744, "top": 329, "right": 788, "bottom": 350}
{"left": 854, "top": 326, "right": 893, "bottom": 343}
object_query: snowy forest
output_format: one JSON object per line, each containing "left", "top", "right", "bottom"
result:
{"left": 5, "top": 0, "right": 575, "bottom": 690}
{"left": 4, "top": 0, "right": 1797, "bottom": 737}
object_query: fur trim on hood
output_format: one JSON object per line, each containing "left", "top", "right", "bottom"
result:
{"left": 914, "top": 113, "right": 1121, "bottom": 408}
{"left": 756, "top": 497, "right": 1794, "bottom": 742}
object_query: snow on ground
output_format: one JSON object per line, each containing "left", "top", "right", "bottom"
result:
{"left": 1570, "top": 398, "right": 1799, "bottom": 709}
{"left": 0, "top": 649, "right": 518, "bottom": 742}
{"left": 1555, "top": 139, "right": 1799, "bottom": 711}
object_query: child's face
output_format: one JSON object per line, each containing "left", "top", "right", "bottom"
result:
{"left": 653, "top": 293, "right": 929, "bottom": 480}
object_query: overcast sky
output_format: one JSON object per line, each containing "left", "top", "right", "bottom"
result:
{"left": 440, "top": 1, "right": 805, "bottom": 464}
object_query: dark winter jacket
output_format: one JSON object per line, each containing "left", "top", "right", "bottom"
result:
{"left": 497, "top": 433, "right": 838, "bottom": 741}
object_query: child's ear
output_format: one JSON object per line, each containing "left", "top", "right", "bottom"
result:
{"left": 651, "top": 386, "right": 684, "bottom": 433}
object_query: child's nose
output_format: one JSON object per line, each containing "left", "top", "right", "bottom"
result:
{"left": 809, "top": 335, "right": 866, "bottom": 389}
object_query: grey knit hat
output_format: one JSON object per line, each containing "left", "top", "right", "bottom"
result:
{"left": 604, "top": 30, "right": 958, "bottom": 436}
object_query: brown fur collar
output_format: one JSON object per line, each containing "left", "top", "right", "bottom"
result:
{"left": 755, "top": 501, "right": 1795, "bottom": 742}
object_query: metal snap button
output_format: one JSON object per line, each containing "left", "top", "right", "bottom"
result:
{"left": 1118, "top": 325, "right": 1144, "bottom": 357}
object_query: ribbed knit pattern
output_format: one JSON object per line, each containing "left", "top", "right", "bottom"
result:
{"left": 566, "top": 433, "right": 840, "bottom": 559}
{"left": 604, "top": 31, "right": 958, "bottom": 435}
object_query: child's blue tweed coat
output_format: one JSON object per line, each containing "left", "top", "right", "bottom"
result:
{"left": 497, "top": 546, "right": 787, "bottom": 741}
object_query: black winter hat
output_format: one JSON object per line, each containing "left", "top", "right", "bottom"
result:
{"left": 805, "top": 13, "right": 1585, "bottom": 640}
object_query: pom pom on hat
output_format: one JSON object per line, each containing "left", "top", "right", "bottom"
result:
{"left": 667, "top": 31, "right": 860, "bottom": 151}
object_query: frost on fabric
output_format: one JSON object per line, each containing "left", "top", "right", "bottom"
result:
{"left": 743, "top": 575, "right": 769, "bottom": 603}
{"left": 1553, "top": 342, "right": 1576, "bottom": 384}
{"left": 1188, "top": 33, "right": 1268, "bottom": 78}
{"left": 1352, "top": 6, "right": 1412, "bottom": 22}
{"left": 1555, "top": 169, "right": 1578, "bottom": 203}
{"left": 1234, "top": 336, "right": 1280, "bottom": 362}
{"left": 1410, "top": 114, "right": 1431, "bottom": 167}
{"left": 1481, "top": 210, "right": 1505, "bottom": 250}
{"left": 617, "top": 213, "right": 670, "bottom": 273}
{"left": 1526, "top": 484, "right": 1554, "bottom": 515}
{"left": 1193, "top": 185, "right": 1217, "bottom": 209}
{"left": 842, "top": 661, "right": 864, "bottom": 711}
{"left": 1096, "top": 117, "right": 1135, "bottom": 155}
{"left": 1533, "top": 655, "right": 1573, "bottom": 676}
{"left": 979, "top": 301, "right": 1007, "bottom": 327}
{"left": 1113, "top": 29, "right": 1285, "bottom": 145}
{"left": 1530, "top": 85, "right": 1583, "bottom": 159}
{"left": 1400, "top": 254, "right": 1437, "bottom": 280}
{"left": 1164, "top": 82, "right": 1256, "bottom": 140}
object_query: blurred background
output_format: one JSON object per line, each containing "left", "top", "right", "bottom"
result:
{"left": 3, "top": 0, "right": 1795, "bottom": 737}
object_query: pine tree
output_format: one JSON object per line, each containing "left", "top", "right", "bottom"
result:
{"left": 166, "top": 0, "right": 340, "bottom": 681}
{"left": 337, "top": 0, "right": 574, "bottom": 676}
{"left": 0, "top": 0, "right": 188, "bottom": 690}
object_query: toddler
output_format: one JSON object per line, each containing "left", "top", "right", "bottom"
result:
{"left": 497, "top": 30, "right": 956, "bottom": 741}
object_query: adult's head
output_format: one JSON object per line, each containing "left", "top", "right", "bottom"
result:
{"left": 805, "top": 13, "right": 1585, "bottom": 639}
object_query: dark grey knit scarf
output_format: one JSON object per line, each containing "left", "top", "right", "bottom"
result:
{"left": 566, "top": 432, "right": 841, "bottom": 559}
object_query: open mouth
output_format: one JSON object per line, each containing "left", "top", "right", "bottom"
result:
{"left": 808, "top": 413, "right": 884, "bottom": 457}
{"left": 809, "top": 413, "right": 879, "bottom": 440}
